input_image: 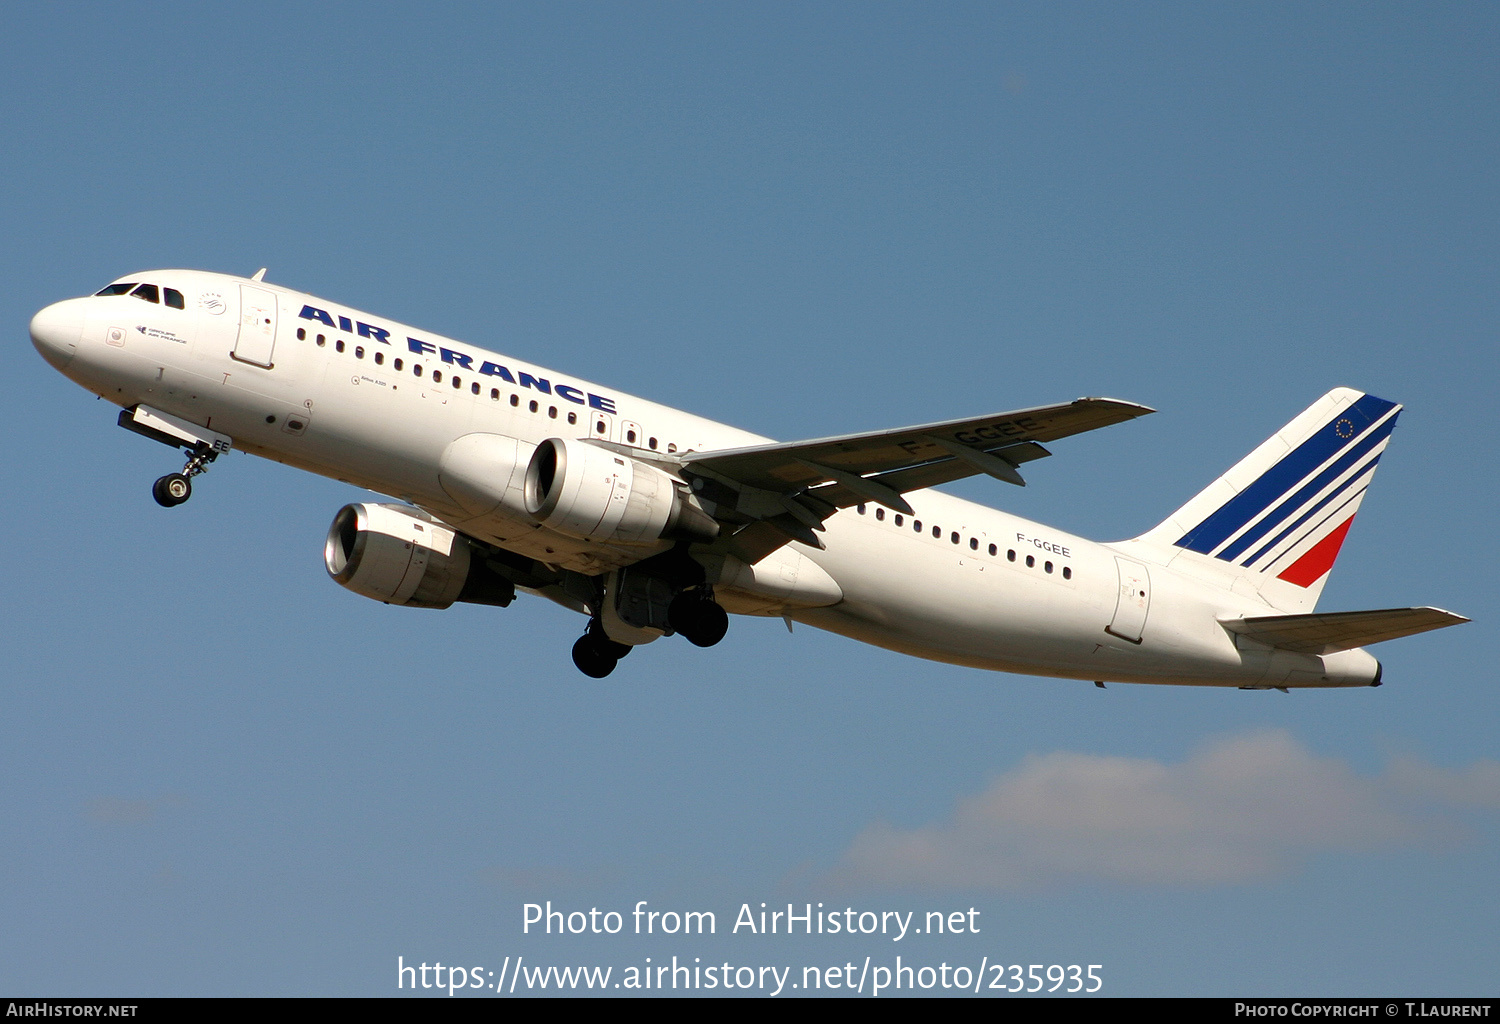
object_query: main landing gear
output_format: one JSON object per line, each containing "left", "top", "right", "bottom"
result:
{"left": 668, "top": 590, "right": 729, "bottom": 648}
{"left": 571, "top": 621, "right": 632, "bottom": 679}
{"left": 570, "top": 587, "right": 730, "bottom": 678}
{"left": 152, "top": 443, "right": 218, "bottom": 508}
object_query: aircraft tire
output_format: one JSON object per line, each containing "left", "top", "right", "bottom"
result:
{"left": 572, "top": 634, "right": 618, "bottom": 678}
{"left": 679, "top": 600, "right": 729, "bottom": 648}
{"left": 586, "top": 622, "right": 631, "bottom": 660}
{"left": 153, "top": 473, "right": 191, "bottom": 507}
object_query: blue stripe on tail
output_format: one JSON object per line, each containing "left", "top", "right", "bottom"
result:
{"left": 1175, "top": 394, "right": 1397, "bottom": 556}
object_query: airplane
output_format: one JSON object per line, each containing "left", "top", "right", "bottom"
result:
{"left": 29, "top": 268, "right": 1466, "bottom": 686}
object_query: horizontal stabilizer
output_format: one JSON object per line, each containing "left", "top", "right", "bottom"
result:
{"left": 1221, "top": 606, "right": 1469, "bottom": 655}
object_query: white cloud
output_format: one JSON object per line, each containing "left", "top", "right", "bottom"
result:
{"left": 835, "top": 730, "right": 1497, "bottom": 890}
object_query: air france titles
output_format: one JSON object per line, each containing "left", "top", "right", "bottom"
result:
{"left": 298, "top": 305, "right": 616, "bottom": 413}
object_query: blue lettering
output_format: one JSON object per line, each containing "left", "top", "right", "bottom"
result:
{"left": 357, "top": 322, "right": 391, "bottom": 344}
{"left": 338, "top": 315, "right": 354, "bottom": 333}
{"left": 589, "top": 394, "right": 616, "bottom": 413}
{"left": 479, "top": 361, "right": 516, "bottom": 383}
{"left": 407, "top": 337, "right": 437, "bottom": 356}
{"left": 519, "top": 373, "right": 552, "bottom": 395}
{"left": 555, "top": 384, "right": 586, "bottom": 405}
{"left": 439, "top": 347, "right": 474, "bottom": 370}
{"left": 299, "top": 305, "right": 336, "bottom": 328}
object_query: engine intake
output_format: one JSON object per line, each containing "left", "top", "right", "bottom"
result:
{"left": 324, "top": 503, "right": 515, "bottom": 609}
{"left": 524, "top": 437, "right": 717, "bottom": 545}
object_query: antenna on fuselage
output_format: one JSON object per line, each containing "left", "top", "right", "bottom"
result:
{"left": 250, "top": 268, "right": 267, "bottom": 282}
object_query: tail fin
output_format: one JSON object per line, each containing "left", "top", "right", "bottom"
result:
{"left": 1135, "top": 388, "right": 1401, "bottom": 613}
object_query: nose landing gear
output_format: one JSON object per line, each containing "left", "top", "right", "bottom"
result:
{"left": 152, "top": 443, "right": 218, "bottom": 508}
{"left": 118, "top": 406, "right": 233, "bottom": 509}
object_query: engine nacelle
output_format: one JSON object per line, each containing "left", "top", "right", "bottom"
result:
{"left": 324, "top": 503, "right": 514, "bottom": 609}
{"left": 524, "top": 437, "right": 718, "bottom": 545}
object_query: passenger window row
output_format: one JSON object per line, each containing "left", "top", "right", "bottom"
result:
{"left": 295, "top": 325, "right": 679, "bottom": 451}
{"left": 855, "top": 503, "right": 1074, "bottom": 580}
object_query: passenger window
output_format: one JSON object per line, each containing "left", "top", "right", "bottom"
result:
{"left": 374, "top": 351, "right": 384, "bottom": 365}
{"left": 668, "top": 443, "right": 677, "bottom": 453}
{"left": 164, "top": 288, "right": 185, "bottom": 309}
{"left": 433, "top": 370, "right": 442, "bottom": 383}
{"left": 568, "top": 412, "right": 577, "bottom": 424}
{"left": 335, "top": 340, "right": 345, "bottom": 353}
{"left": 95, "top": 283, "right": 136, "bottom": 296}
{"left": 970, "top": 537, "right": 979, "bottom": 550}
{"left": 297, "top": 328, "right": 306, "bottom": 340}
{"left": 875, "top": 508, "right": 885, "bottom": 521}
{"left": 1007, "top": 549, "right": 1016, "bottom": 562}
{"left": 529, "top": 400, "right": 538, "bottom": 413}
{"left": 471, "top": 382, "right": 480, "bottom": 395}
{"left": 932, "top": 525, "right": 941, "bottom": 538}
{"left": 548, "top": 406, "right": 557, "bottom": 418}
{"left": 510, "top": 394, "right": 519, "bottom": 407}
{"left": 988, "top": 543, "right": 997, "bottom": 556}
{"left": 1063, "top": 567, "right": 1072, "bottom": 580}
{"left": 857, "top": 504, "right": 867, "bottom": 515}
{"left": 626, "top": 430, "right": 637, "bottom": 443}
{"left": 491, "top": 389, "right": 500, "bottom": 400}
{"left": 1026, "top": 555, "right": 1035, "bottom": 568}
{"left": 894, "top": 514, "right": 903, "bottom": 527}
{"left": 951, "top": 532, "right": 960, "bottom": 544}
{"left": 595, "top": 419, "right": 605, "bottom": 432}
{"left": 355, "top": 346, "right": 364, "bottom": 359}
{"left": 317, "top": 334, "right": 326, "bottom": 346}
{"left": 130, "top": 284, "right": 159, "bottom": 304}
{"left": 413, "top": 364, "right": 422, "bottom": 375}
{"left": 913, "top": 520, "right": 922, "bottom": 532}
{"left": 394, "top": 358, "right": 403, "bottom": 370}
{"left": 451, "top": 376, "right": 461, "bottom": 389}
{"left": 649, "top": 437, "right": 658, "bottom": 449}
{"left": 1045, "top": 561, "right": 1053, "bottom": 573}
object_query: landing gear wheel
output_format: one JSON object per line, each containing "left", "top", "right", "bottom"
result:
{"left": 571, "top": 634, "right": 618, "bottom": 678}
{"left": 587, "top": 621, "right": 631, "bottom": 660}
{"left": 670, "top": 593, "right": 729, "bottom": 648}
{"left": 152, "top": 473, "right": 192, "bottom": 507}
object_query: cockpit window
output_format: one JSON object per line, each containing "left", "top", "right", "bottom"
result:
{"left": 95, "top": 283, "right": 137, "bottom": 296}
{"left": 164, "top": 287, "right": 185, "bottom": 309}
{"left": 130, "top": 284, "right": 160, "bottom": 304}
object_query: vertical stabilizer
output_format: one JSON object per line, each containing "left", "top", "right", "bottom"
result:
{"left": 1135, "top": 388, "right": 1400, "bottom": 613}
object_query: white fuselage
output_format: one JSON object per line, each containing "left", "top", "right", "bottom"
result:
{"left": 31, "top": 269, "right": 1381, "bottom": 687}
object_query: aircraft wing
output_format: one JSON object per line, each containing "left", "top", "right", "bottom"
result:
{"left": 1220, "top": 607, "right": 1470, "bottom": 655}
{"left": 686, "top": 397, "right": 1152, "bottom": 495}
{"left": 672, "top": 397, "right": 1153, "bottom": 558}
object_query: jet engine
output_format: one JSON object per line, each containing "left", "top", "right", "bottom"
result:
{"left": 324, "top": 503, "right": 515, "bottom": 609}
{"left": 524, "top": 437, "right": 718, "bottom": 545}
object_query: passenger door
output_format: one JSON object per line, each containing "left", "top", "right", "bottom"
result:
{"left": 232, "top": 285, "right": 278, "bottom": 368}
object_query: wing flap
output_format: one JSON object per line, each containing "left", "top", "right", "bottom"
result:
{"left": 1221, "top": 606, "right": 1469, "bottom": 655}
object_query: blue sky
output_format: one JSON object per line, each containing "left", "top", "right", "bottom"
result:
{"left": 2, "top": 2, "right": 1495, "bottom": 996}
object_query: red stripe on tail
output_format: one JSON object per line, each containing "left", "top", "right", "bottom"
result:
{"left": 1277, "top": 516, "right": 1355, "bottom": 588}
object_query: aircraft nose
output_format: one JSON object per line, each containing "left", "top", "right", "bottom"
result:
{"left": 30, "top": 299, "right": 84, "bottom": 370}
